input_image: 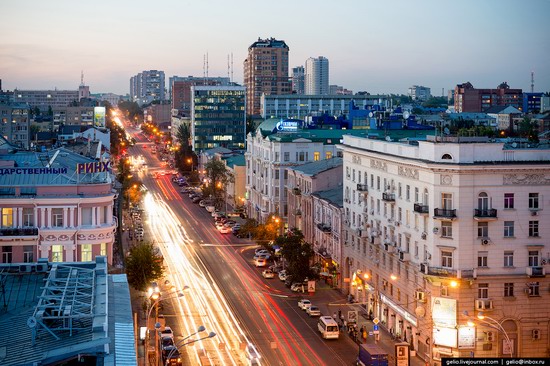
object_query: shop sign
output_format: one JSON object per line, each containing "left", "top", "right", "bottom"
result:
{"left": 458, "top": 326, "right": 475, "bottom": 349}
{"left": 431, "top": 296, "right": 457, "bottom": 327}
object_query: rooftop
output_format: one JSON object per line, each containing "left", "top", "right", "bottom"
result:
{"left": 312, "top": 187, "right": 344, "bottom": 207}
{"left": 289, "top": 157, "right": 342, "bottom": 176}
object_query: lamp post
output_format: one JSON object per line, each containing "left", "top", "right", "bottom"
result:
{"left": 463, "top": 310, "right": 512, "bottom": 357}
{"left": 164, "top": 326, "right": 217, "bottom": 366}
{"left": 145, "top": 285, "right": 188, "bottom": 366}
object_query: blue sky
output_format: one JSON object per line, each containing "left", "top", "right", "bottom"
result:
{"left": 1, "top": 0, "right": 549, "bottom": 96}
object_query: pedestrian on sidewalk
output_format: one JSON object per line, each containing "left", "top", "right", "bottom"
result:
{"left": 343, "top": 319, "right": 347, "bottom": 332}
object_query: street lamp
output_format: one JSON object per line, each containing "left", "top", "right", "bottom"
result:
{"left": 463, "top": 310, "right": 512, "bottom": 357}
{"left": 164, "top": 326, "right": 217, "bottom": 365}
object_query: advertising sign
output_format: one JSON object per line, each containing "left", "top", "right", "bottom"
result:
{"left": 431, "top": 296, "right": 457, "bottom": 327}
{"left": 433, "top": 327, "right": 458, "bottom": 348}
{"left": 395, "top": 343, "right": 410, "bottom": 366}
{"left": 307, "top": 280, "right": 316, "bottom": 293}
{"left": 347, "top": 310, "right": 358, "bottom": 323}
{"left": 94, "top": 106, "right": 106, "bottom": 128}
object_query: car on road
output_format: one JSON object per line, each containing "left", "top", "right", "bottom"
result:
{"left": 161, "top": 326, "right": 174, "bottom": 339}
{"left": 254, "top": 248, "right": 269, "bottom": 255}
{"left": 205, "top": 205, "right": 216, "bottom": 213}
{"left": 291, "top": 283, "right": 306, "bottom": 293}
{"left": 219, "top": 226, "right": 232, "bottom": 234}
{"left": 262, "top": 269, "right": 275, "bottom": 279}
{"left": 253, "top": 253, "right": 269, "bottom": 262}
{"left": 254, "top": 258, "right": 267, "bottom": 267}
{"left": 298, "top": 299, "right": 311, "bottom": 310}
{"left": 278, "top": 270, "right": 287, "bottom": 281}
{"left": 306, "top": 305, "right": 321, "bottom": 317}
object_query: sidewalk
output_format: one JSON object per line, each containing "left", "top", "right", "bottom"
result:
{"left": 314, "top": 281, "right": 427, "bottom": 366}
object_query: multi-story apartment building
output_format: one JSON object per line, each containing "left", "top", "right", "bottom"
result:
{"left": 305, "top": 56, "right": 329, "bottom": 95}
{"left": 0, "top": 141, "right": 117, "bottom": 265}
{"left": 52, "top": 106, "right": 95, "bottom": 130}
{"left": 291, "top": 66, "right": 305, "bottom": 95}
{"left": 245, "top": 119, "right": 372, "bottom": 223}
{"left": 408, "top": 85, "right": 432, "bottom": 102}
{"left": 329, "top": 85, "right": 353, "bottom": 95}
{"left": 454, "top": 82, "right": 522, "bottom": 113}
{"left": 190, "top": 85, "right": 246, "bottom": 152}
{"left": 0, "top": 104, "right": 30, "bottom": 149}
{"left": 261, "top": 94, "right": 388, "bottom": 120}
{"left": 170, "top": 76, "right": 231, "bottom": 114}
{"left": 144, "top": 103, "right": 171, "bottom": 126}
{"left": 130, "top": 70, "right": 165, "bottom": 106}
{"left": 243, "top": 38, "right": 291, "bottom": 116}
{"left": 13, "top": 89, "right": 79, "bottom": 112}
{"left": 339, "top": 134, "right": 550, "bottom": 361}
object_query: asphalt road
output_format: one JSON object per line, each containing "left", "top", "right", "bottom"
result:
{"left": 127, "top": 127, "right": 360, "bottom": 366}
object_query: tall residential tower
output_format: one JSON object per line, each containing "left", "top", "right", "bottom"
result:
{"left": 305, "top": 56, "right": 329, "bottom": 95}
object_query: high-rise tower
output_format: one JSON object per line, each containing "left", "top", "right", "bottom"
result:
{"left": 243, "top": 37, "right": 290, "bottom": 116}
{"left": 305, "top": 56, "right": 329, "bottom": 95}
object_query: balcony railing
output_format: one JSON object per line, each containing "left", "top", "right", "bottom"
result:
{"left": 474, "top": 208, "right": 497, "bottom": 218}
{"left": 427, "top": 266, "right": 457, "bottom": 278}
{"left": 413, "top": 203, "right": 429, "bottom": 214}
{"left": 357, "top": 184, "right": 368, "bottom": 192}
{"left": 316, "top": 223, "right": 332, "bottom": 232}
{"left": 382, "top": 192, "right": 395, "bottom": 202}
{"left": 0, "top": 227, "right": 39, "bottom": 237}
{"left": 434, "top": 208, "right": 457, "bottom": 218}
{"left": 293, "top": 187, "right": 301, "bottom": 196}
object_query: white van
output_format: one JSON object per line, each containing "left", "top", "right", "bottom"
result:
{"left": 318, "top": 316, "right": 339, "bottom": 339}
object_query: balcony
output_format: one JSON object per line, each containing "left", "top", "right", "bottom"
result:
{"left": 413, "top": 203, "right": 429, "bottom": 214}
{"left": 316, "top": 223, "right": 332, "bottom": 233}
{"left": 433, "top": 208, "right": 457, "bottom": 219}
{"left": 0, "top": 227, "right": 39, "bottom": 240}
{"left": 295, "top": 209, "right": 302, "bottom": 216}
{"left": 382, "top": 192, "right": 395, "bottom": 202}
{"left": 473, "top": 208, "right": 498, "bottom": 220}
{"left": 426, "top": 266, "right": 457, "bottom": 278}
{"left": 356, "top": 184, "right": 368, "bottom": 192}
{"left": 526, "top": 266, "right": 546, "bottom": 277}
{"left": 293, "top": 187, "right": 301, "bottom": 196}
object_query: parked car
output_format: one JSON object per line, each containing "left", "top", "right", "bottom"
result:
{"left": 291, "top": 283, "right": 306, "bottom": 293}
{"left": 254, "top": 258, "right": 267, "bottom": 267}
{"left": 191, "top": 196, "right": 201, "bottom": 203}
{"left": 255, "top": 248, "right": 269, "bottom": 255}
{"left": 278, "top": 270, "right": 287, "bottom": 281}
{"left": 262, "top": 269, "right": 275, "bottom": 279}
{"left": 298, "top": 299, "right": 311, "bottom": 310}
{"left": 205, "top": 205, "right": 216, "bottom": 213}
{"left": 219, "top": 226, "right": 232, "bottom": 234}
{"left": 253, "top": 253, "right": 269, "bottom": 261}
{"left": 161, "top": 326, "right": 174, "bottom": 339}
{"left": 306, "top": 305, "right": 321, "bottom": 317}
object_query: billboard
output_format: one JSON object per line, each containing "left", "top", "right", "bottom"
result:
{"left": 94, "top": 106, "right": 106, "bottom": 127}
{"left": 431, "top": 296, "right": 457, "bottom": 327}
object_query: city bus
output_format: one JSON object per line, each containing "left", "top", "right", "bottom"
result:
{"left": 317, "top": 316, "right": 339, "bottom": 339}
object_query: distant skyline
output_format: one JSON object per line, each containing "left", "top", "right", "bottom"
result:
{"left": 1, "top": 0, "right": 549, "bottom": 96}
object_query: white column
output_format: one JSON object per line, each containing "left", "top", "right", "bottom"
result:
{"left": 69, "top": 207, "right": 75, "bottom": 228}
{"left": 77, "top": 206, "right": 82, "bottom": 227}
{"left": 33, "top": 207, "right": 38, "bottom": 227}
{"left": 64, "top": 244, "right": 74, "bottom": 262}
{"left": 12, "top": 209, "right": 17, "bottom": 228}
{"left": 108, "top": 205, "right": 113, "bottom": 224}
{"left": 91, "top": 207, "right": 96, "bottom": 226}
{"left": 40, "top": 207, "right": 45, "bottom": 228}
{"left": 63, "top": 208, "right": 68, "bottom": 228}
{"left": 46, "top": 208, "right": 51, "bottom": 228}
{"left": 17, "top": 208, "right": 23, "bottom": 228}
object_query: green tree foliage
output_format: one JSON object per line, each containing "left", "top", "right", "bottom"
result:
{"left": 173, "top": 124, "right": 198, "bottom": 175}
{"left": 118, "top": 101, "right": 143, "bottom": 124}
{"left": 422, "top": 96, "right": 448, "bottom": 108}
{"left": 276, "top": 228, "right": 315, "bottom": 282}
{"left": 125, "top": 242, "right": 164, "bottom": 291}
{"left": 517, "top": 117, "right": 539, "bottom": 143}
{"left": 203, "top": 159, "right": 233, "bottom": 206}
{"left": 250, "top": 214, "right": 281, "bottom": 245}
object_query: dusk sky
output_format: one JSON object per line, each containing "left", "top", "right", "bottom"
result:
{"left": 1, "top": 0, "right": 549, "bottom": 96}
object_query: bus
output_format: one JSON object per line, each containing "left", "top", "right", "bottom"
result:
{"left": 317, "top": 316, "right": 339, "bottom": 339}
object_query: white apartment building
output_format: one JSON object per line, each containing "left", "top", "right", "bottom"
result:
{"left": 245, "top": 119, "right": 358, "bottom": 223}
{"left": 408, "top": 85, "right": 432, "bottom": 102}
{"left": 339, "top": 135, "right": 550, "bottom": 362}
{"left": 305, "top": 56, "right": 329, "bottom": 95}
{"left": 261, "top": 94, "right": 388, "bottom": 120}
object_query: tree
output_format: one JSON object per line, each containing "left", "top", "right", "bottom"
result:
{"left": 203, "top": 159, "right": 233, "bottom": 206}
{"left": 276, "top": 228, "right": 315, "bottom": 283}
{"left": 125, "top": 242, "right": 164, "bottom": 291}
{"left": 175, "top": 124, "right": 192, "bottom": 151}
{"left": 517, "top": 117, "right": 539, "bottom": 143}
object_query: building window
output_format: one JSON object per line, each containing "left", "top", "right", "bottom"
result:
{"left": 504, "top": 283, "right": 514, "bottom": 297}
{"left": 22, "top": 208, "right": 34, "bottom": 226}
{"left": 528, "top": 193, "right": 539, "bottom": 210}
{"left": 325, "top": 151, "right": 332, "bottom": 159}
{"left": 504, "top": 193, "right": 514, "bottom": 209}
{"left": 1, "top": 208, "right": 13, "bottom": 228}
{"left": 23, "top": 245, "right": 34, "bottom": 263}
{"left": 52, "top": 208, "right": 64, "bottom": 227}
{"left": 101, "top": 243, "right": 107, "bottom": 256}
{"left": 376, "top": 176, "right": 380, "bottom": 190}
{"left": 414, "top": 187, "right": 419, "bottom": 203}
{"left": 528, "top": 250, "right": 540, "bottom": 267}
{"left": 283, "top": 152, "right": 290, "bottom": 162}
{"left": 477, "top": 222, "right": 488, "bottom": 238}
{"left": 406, "top": 185, "right": 410, "bottom": 201}
{"left": 504, "top": 251, "right": 514, "bottom": 267}
{"left": 527, "top": 282, "right": 540, "bottom": 296}
{"left": 441, "top": 250, "right": 453, "bottom": 268}
{"left": 81, "top": 244, "right": 92, "bottom": 262}
{"left": 478, "top": 283, "right": 489, "bottom": 299}
{"left": 504, "top": 221, "right": 514, "bottom": 237}
{"left": 477, "top": 251, "right": 488, "bottom": 267}
{"left": 398, "top": 183, "right": 402, "bottom": 198}
{"left": 51, "top": 245, "right": 64, "bottom": 262}
{"left": 528, "top": 221, "right": 539, "bottom": 237}
{"left": 2, "top": 246, "right": 13, "bottom": 263}
{"left": 370, "top": 174, "right": 374, "bottom": 188}
{"left": 441, "top": 193, "right": 453, "bottom": 210}
{"left": 441, "top": 221, "right": 453, "bottom": 238}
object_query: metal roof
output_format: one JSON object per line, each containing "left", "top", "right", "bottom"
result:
{"left": 288, "top": 157, "right": 343, "bottom": 176}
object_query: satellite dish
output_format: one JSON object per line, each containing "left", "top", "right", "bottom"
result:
{"left": 443, "top": 127, "right": 450, "bottom": 135}
{"left": 368, "top": 112, "right": 374, "bottom": 118}
{"left": 403, "top": 111, "right": 410, "bottom": 119}
{"left": 512, "top": 142, "right": 517, "bottom": 148}
{"left": 385, "top": 136, "right": 392, "bottom": 142}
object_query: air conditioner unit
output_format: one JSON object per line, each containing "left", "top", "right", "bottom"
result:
{"left": 370, "top": 209, "right": 374, "bottom": 215}
{"left": 525, "top": 287, "right": 533, "bottom": 295}
{"left": 531, "top": 211, "right": 538, "bottom": 216}
{"left": 382, "top": 279, "right": 388, "bottom": 287}
{"left": 420, "top": 263, "right": 428, "bottom": 274}
{"left": 415, "top": 290, "right": 426, "bottom": 303}
{"left": 399, "top": 251, "right": 411, "bottom": 262}
{"left": 481, "top": 238, "right": 490, "bottom": 245}
{"left": 433, "top": 227, "right": 439, "bottom": 234}
{"left": 475, "top": 299, "right": 493, "bottom": 311}
{"left": 526, "top": 266, "right": 545, "bottom": 277}
{"left": 20, "top": 265, "right": 34, "bottom": 273}
{"left": 421, "top": 232, "right": 427, "bottom": 240}
{"left": 484, "top": 331, "right": 494, "bottom": 342}
{"left": 532, "top": 329, "right": 541, "bottom": 340}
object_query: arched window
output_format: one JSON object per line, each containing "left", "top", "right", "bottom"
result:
{"left": 478, "top": 192, "right": 489, "bottom": 210}
{"left": 441, "top": 153, "right": 453, "bottom": 160}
